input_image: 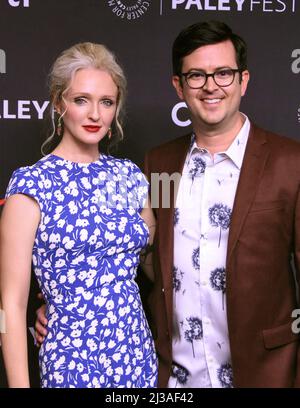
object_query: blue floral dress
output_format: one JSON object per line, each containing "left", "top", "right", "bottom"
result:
{"left": 5, "top": 154, "right": 158, "bottom": 388}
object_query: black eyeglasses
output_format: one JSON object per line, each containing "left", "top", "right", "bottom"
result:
{"left": 181, "top": 68, "right": 241, "bottom": 89}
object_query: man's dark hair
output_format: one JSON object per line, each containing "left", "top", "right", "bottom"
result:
{"left": 172, "top": 20, "right": 247, "bottom": 76}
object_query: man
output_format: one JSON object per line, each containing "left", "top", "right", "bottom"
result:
{"left": 144, "top": 20, "right": 300, "bottom": 388}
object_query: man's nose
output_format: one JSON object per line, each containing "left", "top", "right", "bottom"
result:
{"left": 203, "top": 75, "right": 218, "bottom": 91}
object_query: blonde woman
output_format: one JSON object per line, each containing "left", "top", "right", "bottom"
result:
{"left": 0, "top": 43, "right": 157, "bottom": 388}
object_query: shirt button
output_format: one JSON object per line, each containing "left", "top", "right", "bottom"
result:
{"left": 162, "top": 288, "right": 165, "bottom": 293}
{"left": 201, "top": 281, "right": 207, "bottom": 286}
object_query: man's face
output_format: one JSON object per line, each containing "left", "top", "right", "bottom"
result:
{"left": 172, "top": 40, "right": 249, "bottom": 134}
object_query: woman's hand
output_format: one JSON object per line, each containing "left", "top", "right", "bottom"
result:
{"left": 35, "top": 301, "right": 47, "bottom": 346}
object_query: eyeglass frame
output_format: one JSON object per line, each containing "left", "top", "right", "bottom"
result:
{"left": 180, "top": 68, "right": 242, "bottom": 89}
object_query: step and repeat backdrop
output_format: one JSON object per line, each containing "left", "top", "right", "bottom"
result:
{"left": 0, "top": 0, "right": 299, "bottom": 387}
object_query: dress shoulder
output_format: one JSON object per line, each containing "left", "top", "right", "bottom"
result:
{"left": 5, "top": 157, "right": 50, "bottom": 209}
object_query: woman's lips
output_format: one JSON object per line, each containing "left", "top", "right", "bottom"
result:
{"left": 83, "top": 125, "right": 101, "bottom": 133}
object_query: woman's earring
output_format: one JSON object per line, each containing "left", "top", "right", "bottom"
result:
{"left": 57, "top": 116, "right": 62, "bottom": 136}
{"left": 108, "top": 127, "right": 112, "bottom": 140}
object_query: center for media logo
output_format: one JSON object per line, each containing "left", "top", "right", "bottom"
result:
{"left": 107, "top": 0, "right": 151, "bottom": 20}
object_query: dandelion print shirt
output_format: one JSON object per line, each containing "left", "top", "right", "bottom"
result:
{"left": 169, "top": 116, "right": 250, "bottom": 388}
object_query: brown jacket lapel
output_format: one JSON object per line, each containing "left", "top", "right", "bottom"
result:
{"left": 227, "top": 124, "right": 270, "bottom": 264}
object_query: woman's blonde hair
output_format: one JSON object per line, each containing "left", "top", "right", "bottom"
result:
{"left": 42, "top": 42, "right": 127, "bottom": 155}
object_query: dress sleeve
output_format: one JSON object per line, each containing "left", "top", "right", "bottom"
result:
{"left": 5, "top": 167, "right": 43, "bottom": 209}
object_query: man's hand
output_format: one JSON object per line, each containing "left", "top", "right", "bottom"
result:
{"left": 35, "top": 303, "right": 47, "bottom": 346}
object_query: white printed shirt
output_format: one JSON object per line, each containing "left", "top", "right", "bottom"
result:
{"left": 168, "top": 116, "right": 250, "bottom": 388}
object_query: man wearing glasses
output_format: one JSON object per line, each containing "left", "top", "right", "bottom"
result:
{"left": 144, "top": 20, "right": 300, "bottom": 388}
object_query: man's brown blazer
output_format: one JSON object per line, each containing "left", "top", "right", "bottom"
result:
{"left": 144, "top": 123, "right": 300, "bottom": 388}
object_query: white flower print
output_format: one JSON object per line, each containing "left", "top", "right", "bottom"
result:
{"left": 100, "top": 273, "right": 115, "bottom": 285}
{"left": 88, "top": 326, "right": 96, "bottom": 335}
{"left": 106, "top": 300, "right": 115, "bottom": 310}
{"left": 49, "top": 280, "right": 57, "bottom": 289}
{"left": 103, "top": 358, "right": 111, "bottom": 369}
{"left": 81, "top": 374, "right": 89, "bottom": 382}
{"left": 72, "top": 339, "right": 83, "bottom": 348}
{"left": 82, "top": 209, "right": 90, "bottom": 217}
{"left": 94, "top": 215, "right": 101, "bottom": 223}
{"left": 79, "top": 229, "right": 88, "bottom": 241}
{"left": 5, "top": 155, "right": 157, "bottom": 388}
{"left": 90, "top": 205, "right": 98, "bottom": 214}
{"left": 54, "top": 190, "right": 64, "bottom": 202}
{"left": 55, "top": 259, "right": 66, "bottom": 268}
{"left": 88, "top": 235, "right": 97, "bottom": 245}
{"left": 64, "top": 238, "right": 75, "bottom": 250}
{"left": 76, "top": 219, "right": 89, "bottom": 227}
{"left": 120, "top": 345, "right": 127, "bottom": 354}
{"left": 68, "top": 201, "right": 78, "bottom": 214}
{"left": 53, "top": 372, "right": 64, "bottom": 384}
{"left": 81, "top": 177, "right": 92, "bottom": 189}
{"left": 49, "top": 233, "right": 60, "bottom": 243}
{"left": 59, "top": 169, "right": 69, "bottom": 182}
{"left": 68, "top": 361, "right": 76, "bottom": 370}
{"left": 66, "top": 224, "right": 74, "bottom": 233}
{"left": 78, "top": 271, "right": 87, "bottom": 281}
{"left": 107, "top": 222, "right": 116, "bottom": 231}
{"left": 94, "top": 296, "right": 106, "bottom": 307}
{"left": 86, "top": 310, "right": 95, "bottom": 320}
{"left": 57, "top": 219, "right": 66, "bottom": 228}
{"left": 54, "top": 355, "right": 65, "bottom": 370}
{"left": 106, "top": 367, "right": 114, "bottom": 377}
{"left": 99, "top": 342, "right": 106, "bottom": 351}
{"left": 55, "top": 205, "right": 63, "bottom": 215}
{"left": 42, "top": 259, "right": 51, "bottom": 268}
{"left": 61, "top": 337, "right": 71, "bottom": 347}
{"left": 105, "top": 231, "right": 116, "bottom": 241}
{"left": 41, "top": 232, "right": 48, "bottom": 242}
{"left": 87, "top": 256, "right": 98, "bottom": 267}
{"left": 87, "top": 339, "right": 97, "bottom": 352}
{"left": 101, "top": 317, "right": 109, "bottom": 326}
{"left": 59, "top": 275, "right": 67, "bottom": 284}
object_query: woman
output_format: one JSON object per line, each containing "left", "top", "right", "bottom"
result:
{"left": 0, "top": 43, "right": 157, "bottom": 388}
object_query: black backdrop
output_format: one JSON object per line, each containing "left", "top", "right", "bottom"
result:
{"left": 0, "top": 0, "right": 299, "bottom": 387}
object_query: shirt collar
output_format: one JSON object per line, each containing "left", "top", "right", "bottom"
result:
{"left": 187, "top": 113, "right": 250, "bottom": 170}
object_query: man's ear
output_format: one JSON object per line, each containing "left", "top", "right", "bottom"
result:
{"left": 172, "top": 75, "right": 184, "bottom": 100}
{"left": 240, "top": 70, "right": 250, "bottom": 97}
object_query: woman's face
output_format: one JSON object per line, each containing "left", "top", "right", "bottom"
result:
{"left": 58, "top": 67, "right": 118, "bottom": 149}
